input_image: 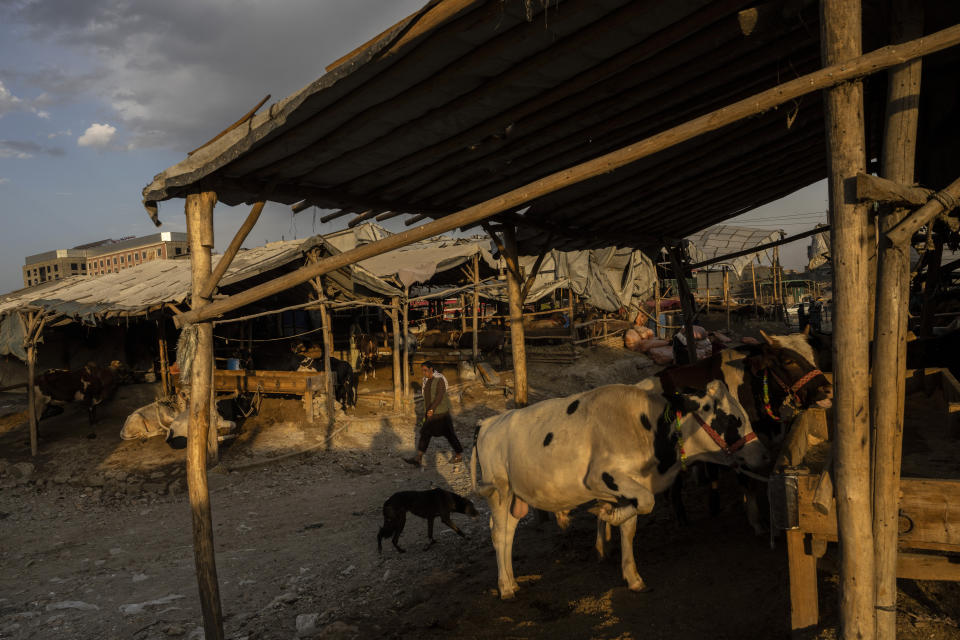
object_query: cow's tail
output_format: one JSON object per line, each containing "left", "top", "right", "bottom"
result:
{"left": 470, "top": 443, "right": 480, "bottom": 495}
{"left": 470, "top": 424, "right": 496, "bottom": 498}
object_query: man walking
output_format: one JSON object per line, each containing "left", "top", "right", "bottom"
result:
{"left": 405, "top": 361, "right": 463, "bottom": 466}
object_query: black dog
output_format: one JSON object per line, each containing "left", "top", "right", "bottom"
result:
{"left": 377, "top": 488, "right": 478, "bottom": 553}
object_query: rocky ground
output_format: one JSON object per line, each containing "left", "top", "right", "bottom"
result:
{"left": 1, "top": 343, "right": 958, "bottom": 640}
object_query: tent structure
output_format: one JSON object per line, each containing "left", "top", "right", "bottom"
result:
{"left": 132, "top": 1, "right": 960, "bottom": 638}
{"left": 685, "top": 224, "right": 784, "bottom": 276}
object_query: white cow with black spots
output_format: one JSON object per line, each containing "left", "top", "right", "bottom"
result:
{"left": 470, "top": 380, "right": 768, "bottom": 599}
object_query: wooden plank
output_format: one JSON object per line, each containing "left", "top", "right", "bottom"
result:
{"left": 798, "top": 476, "right": 960, "bottom": 551}
{"left": 170, "top": 21, "right": 960, "bottom": 328}
{"left": 787, "top": 530, "right": 819, "bottom": 634}
{"left": 872, "top": 1, "right": 924, "bottom": 635}
{"left": 184, "top": 190, "right": 225, "bottom": 640}
{"left": 855, "top": 173, "right": 931, "bottom": 206}
{"left": 897, "top": 553, "right": 960, "bottom": 581}
{"left": 391, "top": 297, "right": 402, "bottom": 411}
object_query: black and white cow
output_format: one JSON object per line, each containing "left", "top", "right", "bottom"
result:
{"left": 471, "top": 380, "right": 768, "bottom": 599}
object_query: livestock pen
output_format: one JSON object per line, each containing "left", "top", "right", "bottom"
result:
{"left": 136, "top": 1, "right": 960, "bottom": 637}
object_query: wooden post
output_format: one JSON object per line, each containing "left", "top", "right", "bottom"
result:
{"left": 723, "top": 267, "right": 730, "bottom": 332}
{"left": 667, "top": 246, "right": 698, "bottom": 364}
{"left": 459, "top": 294, "right": 467, "bottom": 334}
{"left": 821, "top": 1, "right": 875, "bottom": 638}
{"left": 502, "top": 226, "right": 528, "bottom": 407}
{"left": 654, "top": 275, "right": 662, "bottom": 338}
{"left": 184, "top": 190, "right": 225, "bottom": 640}
{"left": 705, "top": 271, "right": 710, "bottom": 313}
{"left": 402, "top": 286, "right": 410, "bottom": 401}
{"left": 787, "top": 530, "right": 820, "bottom": 633}
{"left": 472, "top": 252, "right": 480, "bottom": 362}
{"left": 391, "top": 296, "right": 402, "bottom": 412}
{"left": 24, "top": 311, "right": 38, "bottom": 457}
{"left": 568, "top": 288, "right": 576, "bottom": 359}
{"left": 919, "top": 233, "right": 944, "bottom": 338}
{"left": 872, "top": 3, "right": 922, "bottom": 635}
{"left": 158, "top": 318, "right": 170, "bottom": 397}
{"left": 319, "top": 297, "right": 335, "bottom": 428}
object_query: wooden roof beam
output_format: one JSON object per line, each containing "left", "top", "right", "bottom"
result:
{"left": 169, "top": 23, "right": 960, "bottom": 327}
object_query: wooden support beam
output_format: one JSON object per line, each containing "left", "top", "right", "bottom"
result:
{"left": 667, "top": 245, "right": 697, "bottom": 364}
{"left": 871, "top": 1, "right": 923, "bottom": 636}
{"left": 391, "top": 297, "right": 402, "bottom": 411}
{"left": 886, "top": 174, "right": 960, "bottom": 246}
{"left": 919, "top": 233, "right": 944, "bottom": 338}
{"left": 520, "top": 245, "right": 550, "bottom": 302}
{"left": 199, "top": 201, "right": 264, "bottom": 301}
{"left": 158, "top": 318, "right": 171, "bottom": 397}
{"left": 821, "top": 2, "right": 875, "bottom": 638}
{"left": 787, "top": 530, "right": 819, "bottom": 634}
{"left": 319, "top": 209, "right": 352, "bottom": 224}
{"left": 376, "top": 210, "right": 404, "bottom": 222}
{"left": 855, "top": 172, "right": 931, "bottom": 206}
{"left": 402, "top": 287, "right": 410, "bottom": 401}
{"left": 472, "top": 252, "right": 480, "bottom": 363}
{"left": 404, "top": 213, "right": 428, "bottom": 226}
{"left": 502, "top": 226, "right": 528, "bottom": 407}
{"left": 22, "top": 310, "right": 38, "bottom": 457}
{"left": 347, "top": 210, "right": 377, "bottom": 228}
{"left": 184, "top": 190, "right": 225, "bottom": 640}
{"left": 170, "top": 21, "right": 960, "bottom": 328}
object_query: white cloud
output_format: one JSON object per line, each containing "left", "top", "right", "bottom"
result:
{"left": 0, "top": 80, "right": 53, "bottom": 118}
{"left": 77, "top": 122, "right": 116, "bottom": 148}
{"left": 1, "top": 0, "right": 427, "bottom": 150}
{"left": 47, "top": 129, "right": 72, "bottom": 139}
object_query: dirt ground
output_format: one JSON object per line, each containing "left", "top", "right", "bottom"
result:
{"left": 1, "top": 344, "right": 958, "bottom": 640}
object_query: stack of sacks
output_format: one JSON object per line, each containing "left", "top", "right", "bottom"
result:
{"left": 624, "top": 325, "right": 670, "bottom": 356}
{"left": 674, "top": 325, "right": 713, "bottom": 361}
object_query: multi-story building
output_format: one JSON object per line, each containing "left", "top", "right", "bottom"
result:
{"left": 22, "top": 232, "right": 189, "bottom": 288}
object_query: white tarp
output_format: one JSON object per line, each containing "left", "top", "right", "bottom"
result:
{"left": 484, "top": 247, "right": 657, "bottom": 312}
{"left": 686, "top": 224, "right": 783, "bottom": 276}
{"left": 0, "top": 313, "right": 27, "bottom": 362}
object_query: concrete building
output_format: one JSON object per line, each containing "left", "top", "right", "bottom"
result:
{"left": 22, "top": 232, "right": 189, "bottom": 287}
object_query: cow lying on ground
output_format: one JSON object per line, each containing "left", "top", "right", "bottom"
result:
{"left": 34, "top": 361, "right": 124, "bottom": 438}
{"left": 471, "top": 380, "right": 767, "bottom": 598}
{"left": 121, "top": 392, "right": 237, "bottom": 449}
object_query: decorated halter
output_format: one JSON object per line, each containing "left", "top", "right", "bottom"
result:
{"left": 667, "top": 404, "right": 757, "bottom": 471}
{"left": 763, "top": 365, "right": 825, "bottom": 420}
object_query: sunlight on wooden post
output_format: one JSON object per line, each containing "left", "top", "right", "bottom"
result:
{"left": 872, "top": 2, "right": 923, "bottom": 636}
{"left": 185, "top": 190, "right": 225, "bottom": 640}
{"left": 821, "top": 1, "right": 875, "bottom": 637}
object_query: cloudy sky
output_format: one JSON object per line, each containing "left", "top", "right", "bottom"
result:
{"left": 0, "top": 0, "right": 826, "bottom": 294}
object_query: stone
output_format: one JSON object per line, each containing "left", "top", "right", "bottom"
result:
{"left": 149, "top": 471, "right": 165, "bottom": 480}
{"left": 45, "top": 601, "right": 99, "bottom": 612}
{"left": 85, "top": 473, "right": 105, "bottom": 488}
{"left": 296, "top": 613, "right": 320, "bottom": 637}
{"left": 11, "top": 462, "right": 34, "bottom": 479}
{"left": 319, "top": 621, "right": 359, "bottom": 639}
{"left": 53, "top": 473, "right": 71, "bottom": 485}
{"left": 269, "top": 592, "right": 298, "bottom": 607}
{"left": 143, "top": 482, "right": 166, "bottom": 494}
{"left": 162, "top": 623, "right": 186, "bottom": 636}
